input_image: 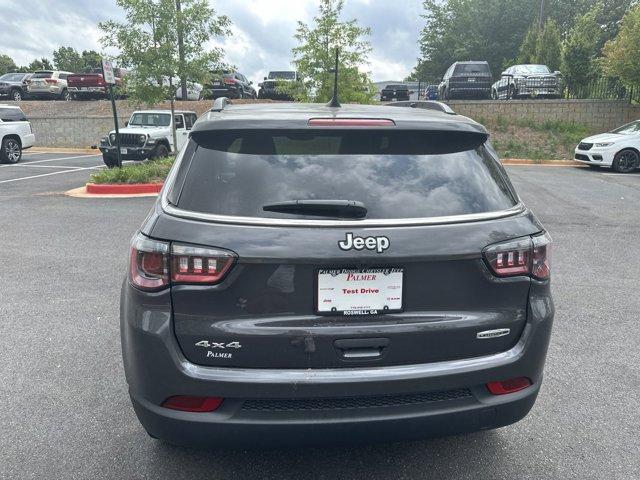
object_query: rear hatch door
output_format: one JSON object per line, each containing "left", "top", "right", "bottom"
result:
{"left": 156, "top": 127, "right": 540, "bottom": 369}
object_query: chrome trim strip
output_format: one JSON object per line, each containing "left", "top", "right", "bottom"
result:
{"left": 159, "top": 144, "right": 527, "bottom": 228}
{"left": 179, "top": 324, "right": 531, "bottom": 384}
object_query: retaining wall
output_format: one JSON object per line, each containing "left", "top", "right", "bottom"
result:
{"left": 24, "top": 99, "right": 640, "bottom": 148}
{"left": 448, "top": 99, "right": 640, "bottom": 132}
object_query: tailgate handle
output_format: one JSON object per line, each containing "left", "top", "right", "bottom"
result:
{"left": 334, "top": 338, "right": 389, "bottom": 359}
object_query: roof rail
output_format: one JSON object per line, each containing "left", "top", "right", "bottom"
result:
{"left": 384, "top": 101, "right": 456, "bottom": 115}
{"left": 211, "top": 97, "right": 231, "bottom": 112}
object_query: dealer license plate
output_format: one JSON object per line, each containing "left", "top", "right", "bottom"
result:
{"left": 317, "top": 268, "right": 403, "bottom": 315}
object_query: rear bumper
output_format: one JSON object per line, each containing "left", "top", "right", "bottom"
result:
{"left": 132, "top": 382, "right": 539, "bottom": 447}
{"left": 68, "top": 86, "right": 108, "bottom": 96}
{"left": 121, "top": 281, "right": 553, "bottom": 447}
{"left": 209, "top": 87, "right": 240, "bottom": 99}
{"left": 448, "top": 87, "right": 491, "bottom": 98}
{"left": 22, "top": 133, "right": 36, "bottom": 149}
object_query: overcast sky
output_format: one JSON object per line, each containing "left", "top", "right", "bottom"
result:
{"left": 0, "top": 0, "right": 424, "bottom": 82}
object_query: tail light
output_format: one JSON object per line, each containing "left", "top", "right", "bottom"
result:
{"left": 129, "top": 233, "right": 236, "bottom": 291}
{"left": 45, "top": 79, "right": 58, "bottom": 84}
{"left": 486, "top": 377, "right": 532, "bottom": 395}
{"left": 171, "top": 244, "right": 235, "bottom": 284}
{"left": 130, "top": 235, "right": 170, "bottom": 291}
{"left": 482, "top": 233, "right": 551, "bottom": 280}
{"left": 223, "top": 77, "right": 236, "bottom": 85}
{"left": 162, "top": 396, "right": 224, "bottom": 412}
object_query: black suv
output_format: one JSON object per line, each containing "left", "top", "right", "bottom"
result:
{"left": 0, "top": 72, "right": 32, "bottom": 101}
{"left": 380, "top": 84, "right": 410, "bottom": 101}
{"left": 121, "top": 98, "right": 553, "bottom": 447}
{"left": 258, "top": 71, "right": 299, "bottom": 100}
{"left": 439, "top": 61, "right": 493, "bottom": 100}
{"left": 207, "top": 71, "right": 256, "bottom": 99}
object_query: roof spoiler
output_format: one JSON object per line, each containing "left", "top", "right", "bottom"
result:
{"left": 384, "top": 101, "right": 456, "bottom": 115}
{"left": 211, "top": 97, "right": 231, "bottom": 112}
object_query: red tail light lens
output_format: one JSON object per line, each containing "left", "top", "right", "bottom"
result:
{"left": 162, "top": 396, "right": 224, "bottom": 412}
{"left": 223, "top": 77, "right": 236, "bottom": 85}
{"left": 129, "top": 234, "right": 236, "bottom": 290}
{"left": 130, "top": 235, "right": 169, "bottom": 291}
{"left": 171, "top": 244, "right": 236, "bottom": 284}
{"left": 486, "top": 377, "right": 532, "bottom": 395}
{"left": 531, "top": 233, "right": 551, "bottom": 280}
{"left": 483, "top": 233, "right": 551, "bottom": 280}
{"left": 45, "top": 79, "right": 58, "bottom": 84}
{"left": 308, "top": 118, "right": 396, "bottom": 127}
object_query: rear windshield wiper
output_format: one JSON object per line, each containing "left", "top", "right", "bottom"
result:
{"left": 263, "top": 200, "right": 367, "bottom": 219}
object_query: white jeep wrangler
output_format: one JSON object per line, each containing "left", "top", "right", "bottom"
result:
{"left": 99, "top": 110, "right": 198, "bottom": 167}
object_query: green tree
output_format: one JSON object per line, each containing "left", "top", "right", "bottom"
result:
{"left": 0, "top": 53, "right": 17, "bottom": 75}
{"left": 81, "top": 50, "right": 103, "bottom": 71}
{"left": 288, "top": 0, "right": 376, "bottom": 103}
{"left": 517, "top": 24, "right": 540, "bottom": 64}
{"left": 53, "top": 46, "right": 83, "bottom": 72}
{"left": 563, "top": 3, "right": 605, "bottom": 89}
{"left": 535, "top": 20, "right": 562, "bottom": 71}
{"left": 415, "top": 0, "right": 538, "bottom": 80}
{"left": 27, "top": 57, "right": 53, "bottom": 71}
{"left": 602, "top": 3, "right": 640, "bottom": 88}
{"left": 100, "top": 0, "right": 230, "bottom": 149}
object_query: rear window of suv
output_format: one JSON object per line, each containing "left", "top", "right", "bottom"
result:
{"left": 172, "top": 130, "right": 517, "bottom": 220}
{"left": 31, "top": 71, "right": 53, "bottom": 79}
{"left": 454, "top": 64, "right": 490, "bottom": 75}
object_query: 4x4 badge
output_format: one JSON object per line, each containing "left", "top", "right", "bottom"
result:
{"left": 338, "top": 232, "right": 390, "bottom": 254}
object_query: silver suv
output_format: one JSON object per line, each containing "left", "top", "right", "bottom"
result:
{"left": 26, "top": 70, "right": 74, "bottom": 101}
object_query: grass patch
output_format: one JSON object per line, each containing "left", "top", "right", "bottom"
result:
{"left": 481, "top": 117, "right": 592, "bottom": 160}
{"left": 90, "top": 157, "right": 175, "bottom": 184}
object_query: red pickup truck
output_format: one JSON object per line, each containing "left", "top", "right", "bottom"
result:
{"left": 67, "top": 69, "right": 125, "bottom": 99}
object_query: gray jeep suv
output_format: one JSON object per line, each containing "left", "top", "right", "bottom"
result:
{"left": 121, "top": 99, "right": 554, "bottom": 447}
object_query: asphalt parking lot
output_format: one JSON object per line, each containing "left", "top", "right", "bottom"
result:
{"left": 0, "top": 158, "right": 638, "bottom": 480}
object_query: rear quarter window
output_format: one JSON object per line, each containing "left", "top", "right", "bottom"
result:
{"left": 0, "top": 108, "right": 27, "bottom": 122}
{"left": 171, "top": 130, "right": 517, "bottom": 221}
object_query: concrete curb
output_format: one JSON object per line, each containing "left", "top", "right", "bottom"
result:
{"left": 30, "top": 147, "right": 98, "bottom": 155}
{"left": 502, "top": 159, "right": 584, "bottom": 166}
{"left": 65, "top": 186, "right": 159, "bottom": 199}
{"left": 85, "top": 182, "right": 163, "bottom": 195}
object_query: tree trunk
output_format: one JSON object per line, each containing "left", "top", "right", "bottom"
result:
{"left": 168, "top": 77, "right": 178, "bottom": 154}
{"left": 176, "top": 0, "right": 188, "bottom": 101}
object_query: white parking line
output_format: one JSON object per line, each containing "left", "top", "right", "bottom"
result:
{"left": 0, "top": 154, "right": 100, "bottom": 168}
{"left": 0, "top": 166, "right": 93, "bottom": 184}
{"left": 7, "top": 164, "right": 83, "bottom": 169}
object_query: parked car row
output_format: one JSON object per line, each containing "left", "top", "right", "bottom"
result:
{"left": 435, "top": 61, "right": 563, "bottom": 101}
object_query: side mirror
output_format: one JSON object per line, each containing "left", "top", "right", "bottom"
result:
{"left": 554, "top": 71, "right": 562, "bottom": 76}
{"left": 124, "top": 121, "right": 128, "bottom": 127}
{"left": 263, "top": 76, "right": 267, "bottom": 81}
{"left": 249, "top": 81, "right": 253, "bottom": 85}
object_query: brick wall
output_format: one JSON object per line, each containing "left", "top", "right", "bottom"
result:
{"left": 25, "top": 99, "right": 640, "bottom": 148}
{"left": 448, "top": 99, "right": 640, "bottom": 132}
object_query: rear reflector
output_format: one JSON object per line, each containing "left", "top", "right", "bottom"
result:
{"left": 486, "top": 377, "right": 532, "bottom": 395}
{"left": 162, "top": 396, "right": 224, "bottom": 412}
{"left": 308, "top": 118, "right": 396, "bottom": 127}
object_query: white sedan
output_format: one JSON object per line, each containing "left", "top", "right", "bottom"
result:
{"left": 574, "top": 120, "right": 640, "bottom": 173}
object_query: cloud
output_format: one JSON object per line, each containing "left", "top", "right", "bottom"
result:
{"left": 1, "top": 0, "right": 423, "bottom": 82}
